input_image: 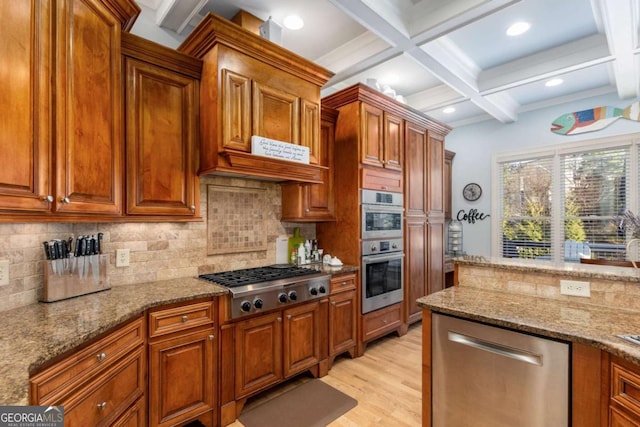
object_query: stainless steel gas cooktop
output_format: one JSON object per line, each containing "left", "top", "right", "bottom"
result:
{"left": 199, "top": 265, "right": 330, "bottom": 319}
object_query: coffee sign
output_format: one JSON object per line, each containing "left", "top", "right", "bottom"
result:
{"left": 251, "top": 135, "right": 310, "bottom": 164}
{"left": 457, "top": 209, "right": 490, "bottom": 224}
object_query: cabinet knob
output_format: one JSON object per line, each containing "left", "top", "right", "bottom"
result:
{"left": 181, "top": 315, "right": 188, "bottom": 322}
{"left": 383, "top": 319, "right": 388, "bottom": 325}
{"left": 305, "top": 208, "right": 310, "bottom": 212}
{"left": 190, "top": 205, "right": 196, "bottom": 212}
{"left": 96, "top": 352, "right": 107, "bottom": 361}
{"left": 331, "top": 302, "right": 336, "bottom": 306}
{"left": 60, "top": 197, "right": 70, "bottom": 204}
{"left": 341, "top": 281, "right": 347, "bottom": 286}
{"left": 277, "top": 317, "right": 282, "bottom": 322}
{"left": 42, "top": 195, "right": 53, "bottom": 202}
{"left": 208, "top": 334, "right": 215, "bottom": 341}
{"left": 97, "top": 402, "right": 107, "bottom": 410}
{"left": 381, "top": 186, "right": 388, "bottom": 190}
{"left": 287, "top": 314, "right": 292, "bottom": 320}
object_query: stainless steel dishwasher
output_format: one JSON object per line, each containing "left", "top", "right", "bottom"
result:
{"left": 432, "top": 313, "right": 569, "bottom": 426}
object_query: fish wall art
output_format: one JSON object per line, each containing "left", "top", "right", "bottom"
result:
{"left": 550, "top": 101, "right": 640, "bottom": 135}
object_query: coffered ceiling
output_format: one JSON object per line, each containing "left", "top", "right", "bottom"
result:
{"left": 133, "top": 0, "right": 640, "bottom": 128}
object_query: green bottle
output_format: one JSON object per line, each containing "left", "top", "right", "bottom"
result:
{"left": 288, "top": 227, "right": 305, "bottom": 264}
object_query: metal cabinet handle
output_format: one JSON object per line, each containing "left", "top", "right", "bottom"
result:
{"left": 97, "top": 402, "right": 107, "bottom": 410}
{"left": 208, "top": 335, "right": 215, "bottom": 341}
{"left": 42, "top": 195, "right": 53, "bottom": 202}
{"left": 448, "top": 331, "right": 543, "bottom": 366}
{"left": 190, "top": 205, "right": 196, "bottom": 212}
{"left": 287, "top": 315, "right": 292, "bottom": 320}
{"left": 381, "top": 186, "right": 388, "bottom": 190}
{"left": 277, "top": 317, "right": 282, "bottom": 322}
{"left": 60, "top": 197, "right": 70, "bottom": 204}
{"left": 383, "top": 319, "right": 387, "bottom": 324}
{"left": 341, "top": 281, "right": 347, "bottom": 286}
{"left": 96, "top": 352, "right": 107, "bottom": 361}
{"left": 181, "top": 315, "right": 188, "bottom": 322}
{"left": 331, "top": 302, "right": 336, "bottom": 306}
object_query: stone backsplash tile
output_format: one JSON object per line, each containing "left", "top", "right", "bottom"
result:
{"left": 0, "top": 176, "right": 316, "bottom": 312}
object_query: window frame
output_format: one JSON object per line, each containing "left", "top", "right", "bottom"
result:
{"left": 491, "top": 133, "right": 640, "bottom": 263}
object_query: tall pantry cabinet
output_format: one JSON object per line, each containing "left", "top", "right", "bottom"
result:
{"left": 317, "top": 83, "right": 450, "bottom": 350}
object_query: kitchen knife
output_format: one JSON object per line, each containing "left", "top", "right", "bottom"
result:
{"left": 96, "top": 232, "right": 103, "bottom": 254}
{"left": 83, "top": 237, "right": 90, "bottom": 277}
{"left": 77, "top": 237, "right": 85, "bottom": 278}
{"left": 43, "top": 241, "right": 51, "bottom": 261}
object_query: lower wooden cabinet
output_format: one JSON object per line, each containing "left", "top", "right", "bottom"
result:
{"left": 30, "top": 316, "right": 146, "bottom": 426}
{"left": 328, "top": 274, "right": 357, "bottom": 368}
{"left": 362, "top": 302, "right": 402, "bottom": 345}
{"left": 609, "top": 355, "right": 640, "bottom": 426}
{"left": 112, "top": 398, "right": 146, "bottom": 427}
{"left": 148, "top": 299, "right": 217, "bottom": 427}
{"left": 234, "top": 302, "right": 322, "bottom": 399}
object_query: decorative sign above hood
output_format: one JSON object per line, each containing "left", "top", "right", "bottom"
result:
{"left": 251, "top": 136, "right": 310, "bottom": 164}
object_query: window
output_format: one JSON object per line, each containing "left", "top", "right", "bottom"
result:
{"left": 494, "top": 135, "right": 638, "bottom": 263}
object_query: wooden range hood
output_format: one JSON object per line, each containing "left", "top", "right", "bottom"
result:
{"left": 178, "top": 13, "right": 334, "bottom": 183}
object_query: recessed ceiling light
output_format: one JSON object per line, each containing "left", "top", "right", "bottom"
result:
{"left": 506, "top": 21, "right": 530, "bottom": 36}
{"left": 545, "top": 78, "right": 564, "bottom": 87}
{"left": 283, "top": 14, "right": 304, "bottom": 30}
{"left": 443, "top": 107, "right": 456, "bottom": 114}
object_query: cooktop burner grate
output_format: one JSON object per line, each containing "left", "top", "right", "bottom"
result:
{"left": 199, "top": 265, "right": 319, "bottom": 288}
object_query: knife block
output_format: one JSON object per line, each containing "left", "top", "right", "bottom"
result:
{"left": 41, "top": 254, "right": 110, "bottom": 302}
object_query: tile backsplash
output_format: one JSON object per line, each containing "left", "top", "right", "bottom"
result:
{"left": 0, "top": 176, "right": 316, "bottom": 312}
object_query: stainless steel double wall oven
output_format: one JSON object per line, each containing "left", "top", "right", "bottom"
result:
{"left": 360, "top": 189, "right": 404, "bottom": 314}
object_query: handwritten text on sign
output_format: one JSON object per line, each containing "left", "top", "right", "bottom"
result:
{"left": 251, "top": 136, "right": 310, "bottom": 164}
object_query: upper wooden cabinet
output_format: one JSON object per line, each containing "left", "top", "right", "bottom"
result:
{"left": 359, "top": 104, "right": 403, "bottom": 171}
{"left": 122, "top": 33, "right": 201, "bottom": 218}
{"left": 281, "top": 106, "right": 337, "bottom": 222}
{"left": 444, "top": 150, "right": 455, "bottom": 220}
{"left": 0, "top": 0, "right": 140, "bottom": 220}
{"left": 178, "top": 13, "right": 333, "bottom": 183}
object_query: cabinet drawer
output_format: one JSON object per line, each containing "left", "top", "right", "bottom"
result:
{"left": 361, "top": 166, "right": 402, "bottom": 193}
{"left": 330, "top": 274, "right": 356, "bottom": 295}
{"left": 149, "top": 300, "right": 215, "bottom": 338}
{"left": 63, "top": 347, "right": 145, "bottom": 426}
{"left": 30, "top": 316, "right": 145, "bottom": 405}
{"left": 611, "top": 359, "right": 640, "bottom": 418}
{"left": 362, "top": 303, "right": 401, "bottom": 342}
{"left": 112, "top": 397, "right": 145, "bottom": 427}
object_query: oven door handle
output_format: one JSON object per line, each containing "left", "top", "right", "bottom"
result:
{"left": 362, "top": 253, "right": 405, "bottom": 264}
{"left": 361, "top": 204, "right": 404, "bottom": 214}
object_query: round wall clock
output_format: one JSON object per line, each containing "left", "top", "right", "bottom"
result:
{"left": 463, "top": 183, "right": 482, "bottom": 201}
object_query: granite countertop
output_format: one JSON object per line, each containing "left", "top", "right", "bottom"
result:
{"left": 454, "top": 255, "right": 640, "bottom": 283}
{"left": 0, "top": 277, "right": 228, "bottom": 406}
{"left": 417, "top": 286, "right": 640, "bottom": 365}
{"left": 0, "top": 265, "right": 359, "bottom": 406}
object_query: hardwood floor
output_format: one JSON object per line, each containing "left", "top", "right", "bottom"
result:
{"left": 229, "top": 322, "right": 423, "bottom": 426}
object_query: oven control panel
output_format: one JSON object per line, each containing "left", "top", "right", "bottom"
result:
{"left": 362, "top": 237, "right": 403, "bottom": 256}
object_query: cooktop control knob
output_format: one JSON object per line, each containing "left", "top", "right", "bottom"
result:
{"left": 318, "top": 285, "right": 326, "bottom": 294}
{"left": 240, "top": 301, "right": 252, "bottom": 312}
{"left": 288, "top": 291, "right": 297, "bottom": 301}
{"left": 278, "top": 293, "right": 288, "bottom": 303}
{"left": 309, "top": 287, "right": 318, "bottom": 296}
{"left": 253, "top": 298, "right": 264, "bottom": 309}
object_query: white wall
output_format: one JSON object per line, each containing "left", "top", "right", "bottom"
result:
{"left": 446, "top": 92, "right": 640, "bottom": 256}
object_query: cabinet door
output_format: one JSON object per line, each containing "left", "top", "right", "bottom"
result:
{"left": 0, "top": 1, "right": 52, "bottom": 212}
{"left": 235, "top": 312, "right": 283, "bottom": 398}
{"left": 304, "top": 115, "right": 335, "bottom": 219}
{"left": 405, "top": 121, "right": 428, "bottom": 217}
{"left": 124, "top": 57, "right": 198, "bottom": 216}
{"left": 221, "top": 69, "right": 251, "bottom": 151}
{"left": 405, "top": 217, "right": 427, "bottom": 324}
{"left": 444, "top": 150, "right": 455, "bottom": 220}
{"left": 54, "top": 0, "right": 123, "bottom": 215}
{"left": 428, "top": 220, "right": 445, "bottom": 295}
{"left": 149, "top": 329, "right": 215, "bottom": 427}
{"left": 360, "top": 103, "right": 384, "bottom": 168}
{"left": 329, "top": 291, "right": 357, "bottom": 357}
{"left": 302, "top": 99, "right": 321, "bottom": 165}
{"left": 283, "top": 301, "right": 320, "bottom": 378}
{"left": 112, "top": 398, "right": 146, "bottom": 427}
{"left": 428, "top": 132, "right": 445, "bottom": 214}
{"left": 384, "top": 113, "right": 403, "bottom": 171}
{"left": 253, "top": 81, "right": 300, "bottom": 145}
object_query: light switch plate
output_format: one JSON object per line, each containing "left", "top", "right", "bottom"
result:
{"left": 560, "top": 279, "right": 590, "bottom": 297}
{"left": 116, "top": 249, "right": 130, "bottom": 267}
{"left": 0, "top": 259, "right": 8, "bottom": 286}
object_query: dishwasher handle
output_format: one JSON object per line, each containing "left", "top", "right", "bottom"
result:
{"left": 448, "top": 331, "right": 543, "bottom": 366}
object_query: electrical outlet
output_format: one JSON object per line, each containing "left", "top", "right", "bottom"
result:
{"left": 116, "top": 249, "right": 130, "bottom": 267}
{"left": 560, "top": 279, "right": 590, "bottom": 297}
{"left": 0, "top": 259, "right": 9, "bottom": 286}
